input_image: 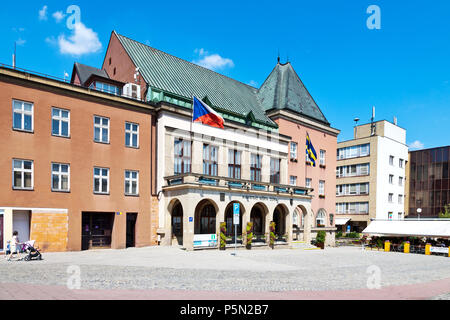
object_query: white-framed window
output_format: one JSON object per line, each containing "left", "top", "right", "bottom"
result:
{"left": 399, "top": 177, "right": 403, "bottom": 186}
{"left": 398, "top": 195, "right": 403, "bottom": 204}
{"left": 336, "top": 163, "right": 370, "bottom": 177}
{"left": 290, "top": 142, "right": 298, "bottom": 160}
{"left": 51, "top": 163, "right": 70, "bottom": 192}
{"left": 320, "top": 150, "right": 326, "bottom": 166}
{"left": 203, "top": 144, "right": 218, "bottom": 176}
{"left": 389, "top": 174, "right": 394, "bottom": 184}
{"left": 124, "top": 170, "right": 139, "bottom": 195}
{"left": 305, "top": 178, "right": 312, "bottom": 188}
{"left": 290, "top": 175, "right": 297, "bottom": 186}
{"left": 336, "top": 183, "right": 369, "bottom": 196}
{"left": 319, "top": 180, "right": 325, "bottom": 196}
{"left": 336, "top": 202, "right": 369, "bottom": 214}
{"left": 337, "top": 143, "right": 370, "bottom": 160}
{"left": 399, "top": 159, "right": 404, "bottom": 168}
{"left": 12, "top": 100, "right": 33, "bottom": 132}
{"left": 52, "top": 108, "right": 70, "bottom": 137}
{"left": 389, "top": 155, "right": 394, "bottom": 165}
{"left": 13, "top": 159, "right": 33, "bottom": 190}
{"left": 388, "top": 193, "right": 393, "bottom": 203}
{"left": 94, "top": 116, "right": 110, "bottom": 143}
{"left": 93, "top": 167, "right": 109, "bottom": 194}
{"left": 125, "top": 122, "right": 139, "bottom": 148}
{"left": 316, "top": 209, "right": 326, "bottom": 227}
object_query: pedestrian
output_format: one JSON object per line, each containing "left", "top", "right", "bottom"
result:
{"left": 4, "top": 240, "right": 11, "bottom": 259}
{"left": 7, "top": 231, "right": 21, "bottom": 261}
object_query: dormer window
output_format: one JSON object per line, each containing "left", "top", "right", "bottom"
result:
{"left": 89, "top": 81, "right": 121, "bottom": 95}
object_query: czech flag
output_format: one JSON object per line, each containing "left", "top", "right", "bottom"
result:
{"left": 192, "top": 96, "right": 224, "bottom": 129}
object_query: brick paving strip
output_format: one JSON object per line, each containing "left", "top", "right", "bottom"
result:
{"left": 0, "top": 278, "right": 449, "bottom": 300}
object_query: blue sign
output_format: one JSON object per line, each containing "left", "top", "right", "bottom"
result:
{"left": 233, "top": 203, "right": 240, "bottom": 225}
{"left": 346, "top": 225, "right": 351, "bottom": 232}
{"left": 189, "top": 217, "right": 193, "bottom": 222}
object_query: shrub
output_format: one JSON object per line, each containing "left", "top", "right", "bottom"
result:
{"left": 246, "top": 222, "right": 253, "bottom": 249}
{"left": 336, "top": 231, "right": 343, "bottom": 238}
{"left": 316, "top": 230, "right": 326, "bottom": 244}
{"left": 345, "top": 232, "right": 360, "bottom": 239}
{"left": 269, "top": 221, "right": 276, "bottom": 249}
{"left": 220, "top": 222, "right": 227, "bottom": 250}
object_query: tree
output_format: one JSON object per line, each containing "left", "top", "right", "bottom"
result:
{"left": 439, "top": 204, "right": 450, "bottom": 218}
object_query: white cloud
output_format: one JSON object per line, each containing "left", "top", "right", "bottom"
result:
{"left": 57, "top": 22, "right": 102, "bottom": 56}
{"left": 192, "top": 48, "right": 234, "bottom": 71}
{"left": 52, "top": 11, "right": 66, "bottom": 23}
{"left": 39, "top": 5, "right": 48, "bottom": 21}
{"left": 408, "top": 140, "right": 424, "bottom": 150}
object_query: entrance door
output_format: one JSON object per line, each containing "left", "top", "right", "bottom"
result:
{"left": 171, "top": 203, "right": 183, "bottom": 245}
{"left": 82, "top": 212, "right": 114, "bottom": 250}
{"left": 0, "top": 215, "right": 3, "bottom": 250}
{"left": 13, "top": 210, "right": 31, "bottom": 243}
{"left": 126, "top": 213, "right": 137, "bottom": 248}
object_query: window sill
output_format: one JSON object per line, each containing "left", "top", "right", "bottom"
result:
{"left": 290, "top": 158, "right": 298, "bottom": 163}
{"left": 12, "top": 187, "right": 34, "bottom": 191}
{"left": 125, "top": 193, "right": 140, "bottom": 197}
{"left": 319, "top": 195, "right": 326, "bottom": 199}
{"left": 51, "top": 189, "right": 71, "bottom": 193}
{"left": 320, "top": 164, "right": 326, "bottom": 169}
{"left": 12, "top": 128, "right": 34, "bottom": 134}
{"left": 125, "top": 145, "right": 140, "bottom": 150}
{"left": 93, "top": 140, "right": 110, "bottom": 145}
{"left": 94, "top": 192, "right": 110, "bottom": 195}
{"left": 52, "top": 134, "right": 71, "bottom": 139}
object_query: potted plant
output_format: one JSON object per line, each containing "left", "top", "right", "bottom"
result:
{"left": 316, "top": 230, "right": 326, "bottom": 249}
{"left": 219, "top": 222, "right": 227, "bottom": 250}
{"left": 246, "top": 222, "right": 253, "bottom": 249}
{"left": 269, "top": 221, "right": 276, "bottom": 249}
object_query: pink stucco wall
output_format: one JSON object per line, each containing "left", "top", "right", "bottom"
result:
{"left": 274, "top": 118, "right": 337, "bottom": 227}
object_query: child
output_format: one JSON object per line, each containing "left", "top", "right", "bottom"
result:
{"left": 4, "top": 240, "right": 11, "bottom": 259}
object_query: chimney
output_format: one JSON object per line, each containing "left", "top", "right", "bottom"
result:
{"left": 393, "top": 117, "right": 398, "bottom": 126}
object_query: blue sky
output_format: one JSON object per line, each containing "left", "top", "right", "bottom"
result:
{"left": 2, "top": 0, "right": 450, "bottom": 149}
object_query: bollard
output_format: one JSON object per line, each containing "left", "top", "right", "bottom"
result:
{"left": 384, "top": 240, "right": 390, "bottom": 252}
{"left": 448, "top": 247, "right": 450, "bottom": 258}
{"left": 404, "top": 242, "right": 410, "bottom": 254}
{"left": 425, "top": 243, "right": 431, "bottom": 255}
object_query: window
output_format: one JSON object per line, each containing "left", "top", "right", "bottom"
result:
{"left": 174, "top": 139, "right": 191, "bottom": 175}
{"left": 336, "top": 183, "right": 369, "bottom": 196}
{"left": 336, "top": 202, "right": 369, "bottom": 214}
{"left": 389, "top": 175, "right": 394, "bottom": 184}
{"left": 316, "top": 209, "right": 326, "bottom": 227}
{"left": 94, "top": 167, "right": 109, "bottom": 194}
{"left": 398, "top": 195, "right": 403, "bottom": 204}
{"left": 228, "top": 149, "right": 242, "bottom": 179}
{"left": 336, "top": 163, "right": 370, "bottom": 177}
{"left": 389, "top": 155, "right": 394, "bottom": 165}
{"left": 290, "top": 142, "right": 297, "bottom": 160}
{"left": 305, "top": 178, "right": 312, "bottom": 188}
{"left": 290, "top": 176, "right": 297, "bottom": 186}
{"left": 94, "top": 116, "right": 109, "bottom": 143}
{"left": 124, "top": 170, "right": 139, "bottom": 195}
{"left": 337, "top": 144, "right": 370, "bottom": 160}
{"left": 13, "top": 100, "right": 33, "bottom": 132}
{"left": 203, "top": 144, "right": 218, "bottom": 176}
{"left": 319, "top": 180, "right": 325, "bottom": 196}
{"left": 399, "top": 159, "right": 404, "bottom": 168}
{"left": 399, "top": 177, "right": 403, "bottom": 186}
{"left": 52, "top": 108, "right": 70, "bottom": 137}
{"left": 320, "top": 150, "right": 326, "bottom": 166}
{"left": 52, "top": 163, "right": 70, "bottom": 192}
{"left": 270, "top": 158, "right": 280, "bottom": 184}
{"left": 90, "top": 81, "right": 121, "bottom": 95}
{"left": 388, "top": 193, "right": 393, "bottom": 203}
{"left": 125, "top": 122, "right": 139, "bottom": 148}
{"left": 398, "top": 212, "right": 403, "bottom": 220}
{"left": 13, "top": 159, "right": 33, "bottom": 190}
{"left": 250, "top": 154, "right": 262, "bottom": 182}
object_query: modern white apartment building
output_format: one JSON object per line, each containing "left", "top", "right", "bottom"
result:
{"left": 335, "top": 120, "right": 408, "bottom": 232}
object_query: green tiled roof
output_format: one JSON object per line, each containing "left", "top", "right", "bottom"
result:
{"left": 115, "top": 31, "right": 330, "bottom": 129}
{"left": 258, "top": 63, "right": 329, "bottom": 125}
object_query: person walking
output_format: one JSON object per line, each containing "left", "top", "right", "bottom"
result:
{"left": 7, "top": 231, "right": 21, "bottom": 261}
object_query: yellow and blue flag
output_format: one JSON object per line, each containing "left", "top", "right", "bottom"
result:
{"left": 306, "top": 133, "right": 317, "bottom": 166}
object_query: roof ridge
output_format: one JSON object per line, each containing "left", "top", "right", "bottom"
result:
{"left": 114, "top": 31, "right": 258, "bottom": 92}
